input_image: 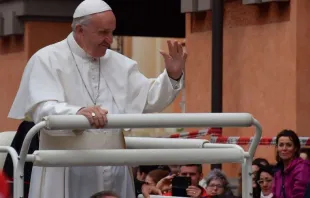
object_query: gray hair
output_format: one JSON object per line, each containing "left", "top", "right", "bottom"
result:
{"left": 206, "top": 169, "right": 228, "bottom": 186}
{"left": 71, "top": 15, "right": 92, "bottom": 32}
{"left": 206, "top": 169, "right": 234, "bottom": 197}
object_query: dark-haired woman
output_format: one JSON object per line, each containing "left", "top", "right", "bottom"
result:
{"left": 255, "top": 165, "right": 274, "bottom": 198}
{"left": 273, "top": 129, "right": 310, "bottom": 198}
{"left": 252, "top": 158, "right": 270, "bottom": 198}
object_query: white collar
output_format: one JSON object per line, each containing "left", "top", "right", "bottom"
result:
{"left": 67, "top": 32, "right": 99, "bottom": 61}
{"left": 261, "top": 192, "right": 273, "bottom": 198}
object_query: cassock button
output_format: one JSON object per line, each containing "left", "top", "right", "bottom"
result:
{"left": 174, "top": 85, "right": 179, "bottom": 89}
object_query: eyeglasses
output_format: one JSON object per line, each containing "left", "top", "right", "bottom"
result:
{"left": 208, "top": 184, "right": 224, "bottom": 189}
{"left": 257, "top": 179, "right": 272, "bottom": 185}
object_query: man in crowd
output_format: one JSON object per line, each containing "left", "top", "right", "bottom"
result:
{"left": 158, "top": 164, "right": 208, "bottom": 197}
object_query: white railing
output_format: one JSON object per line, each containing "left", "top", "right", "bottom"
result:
{"left": 0, "top": 146, "right": 18, "bottom": 197}
{"left": 7, "top": 113, "right": 261, "bottom": 198}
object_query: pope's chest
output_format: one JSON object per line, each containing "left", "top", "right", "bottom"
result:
{"left": 56, "top": 59, "right": 111, "bottom": 103}
{"left": 59, "top": 57, "right": 105, "bottom": 83}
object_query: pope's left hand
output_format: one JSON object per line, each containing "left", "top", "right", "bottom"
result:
{"left": 160, "top": 40, "right": 187, "bottom": 80}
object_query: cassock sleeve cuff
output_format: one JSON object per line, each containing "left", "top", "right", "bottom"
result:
{"left": 68, "top": 105, "right": 84, "bottom": 115}
{"left": 32, "top": 101, "right": 83, "bottom": 123}
{"left": 168, "top": 72, "right": 184, "bottom": 90}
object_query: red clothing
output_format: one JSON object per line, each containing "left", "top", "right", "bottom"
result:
{"left": 163, "top": 186, "right": 209, "bottom": 198}
{"left": 0, "top": 171, "right": 9, "bottom": 198}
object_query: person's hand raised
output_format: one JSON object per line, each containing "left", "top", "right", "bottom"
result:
{"left": 160, "top": 40, "right": 187, "bottom": 80}
{"left": 156, "top": 174, "right": 175, "bottom": 192}
{"left": 77, "top": 106, "right": 108, "bottom": 128}
{"left": 142, "top": 184, "right": 162, "bottom": 198}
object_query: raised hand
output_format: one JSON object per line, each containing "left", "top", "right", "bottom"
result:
{"left": 156, "top": 174, "right": 175, "bottom": 192}
{"left": 160, "top": 40, "right": 187, "bottom": 80}
{"left": 142, "top": 184, "right": 162, "bottom": 198}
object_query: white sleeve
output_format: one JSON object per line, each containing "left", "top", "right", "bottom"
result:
{"left": 31, "top": 101, "right": 83, "bottom": 123}
{"left": 169, "top": 75, "right": 183, "bottom": 90}
{"left": 143, "top": 70, "right": 184, "bottom": 113}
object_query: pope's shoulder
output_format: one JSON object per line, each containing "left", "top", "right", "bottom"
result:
{"left": 104, "top": 48, "right": 137, "bottom": 65}
{"left": 30, "top": 39, "right": 68, "bottom": 60}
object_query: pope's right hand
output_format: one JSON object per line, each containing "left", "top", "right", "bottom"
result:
{"left": 77, "top": 106, "right": 108, "bottom": 128}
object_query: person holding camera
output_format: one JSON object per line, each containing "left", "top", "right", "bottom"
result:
{"left": 156, "top": 164, "right": 208, "bottom": 198}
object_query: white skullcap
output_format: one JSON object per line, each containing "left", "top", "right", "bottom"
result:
{"left": 73, "top": 0, "right": 112, "bottom": 18}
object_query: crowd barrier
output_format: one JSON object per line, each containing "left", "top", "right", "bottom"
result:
{"left": 210, "top": 136, "right": 310, "bottom": 145}
{"left": 0, "top": 113, "right": 262, "bottom": 198}
{"left": 166, "top": 128, "right": 310, "bottom": 146}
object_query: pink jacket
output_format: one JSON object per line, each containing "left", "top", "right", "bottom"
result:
{"left": 273, "top": 157, "right": 310, "bottom": 198}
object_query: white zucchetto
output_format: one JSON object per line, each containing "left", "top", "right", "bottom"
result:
{"left": 73, "top": 0, "right": 112, "bottom": 18}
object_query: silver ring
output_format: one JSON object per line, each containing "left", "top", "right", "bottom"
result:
{"left": 91, "top": 112, "right": 96, "bottom": 117}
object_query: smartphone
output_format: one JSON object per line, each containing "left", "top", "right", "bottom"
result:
{"left": 171, "top": 176, "right": 191, "bottom": 197}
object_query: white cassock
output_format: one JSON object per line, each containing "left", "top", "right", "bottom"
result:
{"left": 8, "top": 32, "right": 183, "bottom": 198}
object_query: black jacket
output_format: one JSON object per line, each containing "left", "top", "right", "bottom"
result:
{"left": 305, "top": 182, "right": 310, "bottom": 198}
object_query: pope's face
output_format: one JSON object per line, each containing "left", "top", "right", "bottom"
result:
{"left": 80, "top": 11, "right": 116, "bottom": 58}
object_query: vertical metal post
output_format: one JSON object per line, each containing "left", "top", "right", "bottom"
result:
{"left": 211, "top": 0, "right": 224, "bottom": 170}
{"left": 0, "top": 147, "right": 18, "bottom": 198}
{"left": 16, "top": 121, "right": 47, "bottom": 198}
{"left": 242, "top": 156, "right": 253, "bottom": 198}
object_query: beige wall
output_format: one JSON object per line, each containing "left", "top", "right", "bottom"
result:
{"left": 131, "top": 37, "right": 159, "bottom": 78}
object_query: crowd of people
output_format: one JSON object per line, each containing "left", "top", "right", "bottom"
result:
{"left": 83, "top": 129, "right": 310, "bottom": 198}
{"left": 1, "top": 129, "right": 310, "bottom": 198}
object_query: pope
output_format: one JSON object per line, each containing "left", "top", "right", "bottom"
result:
{"left": 8, "top": 0, "right": 187, "bottom": 198}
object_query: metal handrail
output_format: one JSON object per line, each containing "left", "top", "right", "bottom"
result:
{"left": 14, "top": 113, "right": 262, "bottom": 198}
{"left": 124, "top": 137, "right": 209, "bottom": 149}
{"left": 0, "top": 146, "right": 19, "bottom": 196}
